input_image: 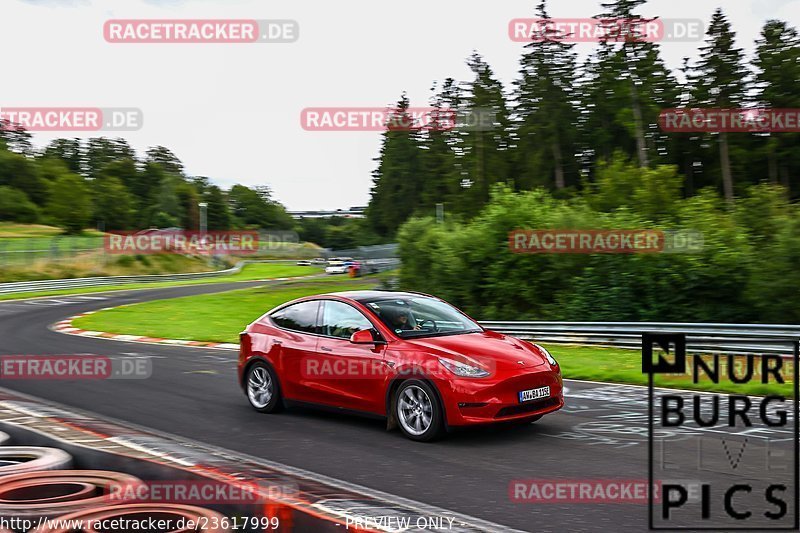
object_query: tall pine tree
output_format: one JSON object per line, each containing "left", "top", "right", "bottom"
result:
{"left": 581, "top": 0, "right": 678, "bottom": 174}
{"left": 417, "top": 79, "right": 462, "bottom": 214}
{"left": 365, "top": 94, "right": 423, "bottom": 237}
{"left": 513, "top": 1, "right": 580, "bottom": 191}
{"left": 453, "top": 53, "right": 512, "bottom": 215}
{"left": 753, "top": 20, "right": 800, "bottom": 193}
{"left": 691, "top": 8, "right": 748, "bottom": 202}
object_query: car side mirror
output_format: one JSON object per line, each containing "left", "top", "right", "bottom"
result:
{"left": 350, "top": 329, "right": 377, "bottom": 344}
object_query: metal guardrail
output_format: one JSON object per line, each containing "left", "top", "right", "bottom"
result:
{"left": 0, "top": 263, "right": 245, "bottom": 295}
{"left": 324, "top": 244, "right": 400, "bottom": 274}
{"left": 0, "top": 256, "right": 400, "bottom": 296}
{"left": 326, "top": 243, "right": 399, "bottom": 260}
{"left": 480, "top": 321, "right": 800, "bottom": 356}
{"left": 359, "top": 257, "right": 400, "bottom": 274}
{"left": 0, "top": 259, "right": 308, "bottom": 295}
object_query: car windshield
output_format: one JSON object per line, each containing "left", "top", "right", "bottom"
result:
{"left": 362, "top": 295, "right": 482, "bottom": 338}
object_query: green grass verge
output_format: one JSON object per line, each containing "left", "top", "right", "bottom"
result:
{"left": 551, "top": 344, "right": 792, "bottom": 396}
{"left": 72, "top": 276, "right": 380, "bottom": 343}
{"left": 0, "top": 263, "right": 320, "bottom": 302}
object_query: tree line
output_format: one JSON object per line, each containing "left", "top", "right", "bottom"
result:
{"left": 366, "top": 1, "right": 800, "bottom": 237}
{"left": 0, "top": 123, "right": 382, "bottom": 250}
{"left": 0, "top": 128, "right": 294, "bottom": 234}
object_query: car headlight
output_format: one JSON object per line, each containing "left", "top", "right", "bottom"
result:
{"left": 438, "top": 358, "right": 490, "bottom": 378}
{"left": 533, "top": 344, "right": 558, "bottom": 366}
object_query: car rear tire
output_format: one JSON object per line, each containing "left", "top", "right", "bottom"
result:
{"left": 246, "top": 362, "right": 283, "bottom": 413}
{"left": 395, "top": 380, "right": 444, "bottom": 442}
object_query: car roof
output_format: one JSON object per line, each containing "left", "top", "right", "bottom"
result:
{"left": 325, "top": 290, "right": 434, "bottom": 302}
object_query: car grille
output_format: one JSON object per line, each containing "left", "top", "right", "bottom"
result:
{"left": 494, "top": 397, "right": 560, "bottom": 418}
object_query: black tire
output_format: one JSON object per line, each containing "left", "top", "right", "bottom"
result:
{"left": 0, "top": 447, "right": 72, "bottom": 475}
{"left": 245, "top": 362, "right": 283, "bottom": 413}
{"left": 395, "top": 380, "right": 445, "bottom": 442}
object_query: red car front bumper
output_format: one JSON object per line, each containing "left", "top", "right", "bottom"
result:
{"left": 435, "top": 366, "right": 564, "bottom": 426}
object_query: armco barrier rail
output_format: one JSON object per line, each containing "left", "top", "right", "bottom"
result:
{"left": 0, "top": 263, "right": 247, "bottom": 295}
{"left": 0, "top": 257, "right": 399, "bottom": 296}
{"left": 0, "top": 259, "right": 280, "bottom": 295}
{"left": 480, "top": 321, "right": 800, "bottom": 355}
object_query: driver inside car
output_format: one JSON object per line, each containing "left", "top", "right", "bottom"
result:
{"left": 389, "top": 308, "right": 421, "bottom": 331}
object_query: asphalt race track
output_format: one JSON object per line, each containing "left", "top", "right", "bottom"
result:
{"left": 0, "top": 283, "right": 795, "bottom": 532}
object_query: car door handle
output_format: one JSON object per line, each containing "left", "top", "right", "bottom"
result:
{"left": 320, "top": 346, "right": 333, "bottom": 352}
{"left": 273, "top": 340, "right": 283, "bottom": 345}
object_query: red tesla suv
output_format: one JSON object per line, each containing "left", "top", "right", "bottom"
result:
{"left": 238, "top": 291, "right": 563, "bottom": 441}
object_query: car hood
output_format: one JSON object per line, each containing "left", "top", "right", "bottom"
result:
{"left": 405, "top": 331, "right": 546, "bottom": 372}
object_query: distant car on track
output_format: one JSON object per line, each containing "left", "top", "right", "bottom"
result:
{"left": 296, "top": 260, "right": 312, "bottom": 266}
{"left": 324, "top": 260, "right": 348, "bottom": 274}
{"left": 238, "top": 291, "right": 563, "bottom": 441}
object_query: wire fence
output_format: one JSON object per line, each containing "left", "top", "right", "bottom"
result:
{"left": 0, "top": 232, "right": 319, "bottom": 267}
{"left": 0, "top": 237, "right": 105, "bottom": 267}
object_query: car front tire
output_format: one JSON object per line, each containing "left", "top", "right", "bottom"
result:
{"left": 246, "top": 362, "right": 283, "bottom": 413}
{"left": 395, "top": 380, "right": 444, "bottom": 442}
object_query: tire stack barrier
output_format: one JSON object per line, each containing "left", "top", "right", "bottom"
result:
{"left": 0, "top": 438, "right": 238, "bottom": 532}
{"left": 0, "top": 470, "right": 144, "bottom": 519}
{"left": 0, "top": 448, "right": 72, "bottom": 476}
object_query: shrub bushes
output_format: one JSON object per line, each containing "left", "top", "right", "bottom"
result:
{"left": 398, "top": 182, "right": 799, "bottom": 323}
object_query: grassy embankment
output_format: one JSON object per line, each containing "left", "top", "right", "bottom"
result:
{"left": 0, "top": 263, "right": 320, "bottom": 302}
{"left": 0, "top": 223, "right": 325, "bottom": 299}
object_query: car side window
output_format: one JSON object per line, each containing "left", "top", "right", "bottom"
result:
{"left": 270, "top": 301, "right": 320, "bottom": 333}
{"left": 320, "top": 301, "right": 372, "bottom": 339}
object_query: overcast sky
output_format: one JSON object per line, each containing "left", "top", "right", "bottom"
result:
{"left": 5, "top": 0, "right": 800, "bottom": 210}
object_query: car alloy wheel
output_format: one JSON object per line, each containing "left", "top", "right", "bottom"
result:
{"left": 395, "top": 380, "right": 444, "bottom": 441}
{"left": 246, "top": 363, "right": 282, "bottom": 413}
